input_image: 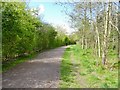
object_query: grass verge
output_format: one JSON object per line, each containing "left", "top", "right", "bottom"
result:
{"left": 60, "top": 45, "right": 118, "bottom": 88}
{"left": 2, "top": 53, "right": 37, "bottom": 73}
{"left": 60, "top": 45, "right": 81, "bottom": 88}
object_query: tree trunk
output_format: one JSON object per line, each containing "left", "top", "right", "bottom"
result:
{"left": 96, "top": 24, "right": 101, "bottom": 57}
{"left": 85, "top": 38, "right": 87, "bottom": 49}
{"left": 118, "top": 31, "right": 120, "bottom": 60}
{"left": 118, "top": 13, "right": 120, "bottom": 60}
{"left": 94, "top": 2, "right": 101, "bottom": 58}
{"left": 82, "top": 36, "right": 84, "bottom": 49}
{"left": 102, "top": 3, "right": 110, "bottom": 65}
{"left": 116, "top": 5, "right": 120, "bottom": 60}
{"left": 84, "top": 3, "right": 87, "bottom": 49}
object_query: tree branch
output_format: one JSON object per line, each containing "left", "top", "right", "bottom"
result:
{"left": 109, "top": 21, "right": 120, "bottom": 35}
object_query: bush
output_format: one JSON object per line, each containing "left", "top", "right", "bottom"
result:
{"left": 2, "top": 2, "right": 73, "bottom": 61}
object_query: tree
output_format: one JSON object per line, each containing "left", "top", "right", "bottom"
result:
{"left": 59, "top": 1, "right": 119, "bottom": 66}
{"left": 2, "top": 2, "right": 71, "bottom": 61}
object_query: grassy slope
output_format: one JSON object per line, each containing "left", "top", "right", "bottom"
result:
{"left": 60, "top": 45, "right": 118, "bottom": 88}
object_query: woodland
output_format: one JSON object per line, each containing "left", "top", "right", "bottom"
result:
{"left": 1, "top": 1, "right": 120, "bottom": 88}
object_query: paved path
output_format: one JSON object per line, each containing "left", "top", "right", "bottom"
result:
{"left": 2, "top": 46, "right": 67, "bottom": 88}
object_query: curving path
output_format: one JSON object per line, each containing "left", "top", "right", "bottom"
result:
{"left": 2, "top": 46, "right": 68, "bottom": 88}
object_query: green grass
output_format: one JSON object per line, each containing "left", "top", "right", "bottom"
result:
{"left": 2, "top": 53, "right": 37, "bottom": 73}
{"left": 60, "top": 46, "right": 81, "bottom": 88}
{"left": 60, "top": 47, "right": 73, "bottom": 87}
{"left": 60, "top": 45, "right": 118, "bottom": 88}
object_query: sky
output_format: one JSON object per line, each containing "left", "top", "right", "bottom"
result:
{"left": 28, "top": 1, "right": 75, "bottom": 34}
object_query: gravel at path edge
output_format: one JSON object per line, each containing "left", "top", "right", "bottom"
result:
{"left": 2, "top": 46, "right": 68, "bottom": 88}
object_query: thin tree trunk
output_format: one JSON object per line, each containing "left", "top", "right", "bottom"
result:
{"left": 81, "top": 25, "right": 84, "bottom": 49}
{"left": 102, "top": 3, "right": 110, "bottom": 65}
{"left": 89, "top": 2, "right": 94, "bottom": 50}
{"left": 118, "top": 13, "right": 120, "bottom": 60}
{"left": 115, "top": 4, "right": 120, "bottom": 60}
{"left": 107, "top": 2, "right": 112, "bottom": 54}
{"left": 118, "top": 30, "right": 120, "bottom": 61}
{"left": 95, "top": 37, "right": 98, "bottom": 56}
{"left": 84, "top": 3, "right": 87, "bottom": 49}
{"left": 85, "top": 38, "right": 87, "bottom": 49}
{"left": 82, "top": 35, "right": 84, "bottom": 49}
{"left": 94, "top": 2, "right": 101, "bottom": 58}
{"left": 96, "top": 24, "right": 101, "bottom": 57}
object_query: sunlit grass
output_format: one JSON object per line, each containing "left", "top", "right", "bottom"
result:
{"left": 60, "top": 45, "right": 118, "bottom": 88}
{"left": 60, "top": 46, "right": 80, "bottom": 88}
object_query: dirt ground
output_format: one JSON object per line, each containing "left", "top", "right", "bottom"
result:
{"left": 2, "top": 46, "right": 67, "bottom": 88}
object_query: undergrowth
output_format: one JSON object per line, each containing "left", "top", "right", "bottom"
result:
{"left": 2, "top": 52, "right": 37, "bottom": 73}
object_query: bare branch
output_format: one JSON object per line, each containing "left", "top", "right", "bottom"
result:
{"left": 109, "top": 21, "right": 120, "bottom": 35}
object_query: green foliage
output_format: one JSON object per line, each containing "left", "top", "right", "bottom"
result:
{"left": 2, "top": 2, "right": 73, "bottom": 62}
{"left": 60, "top": 45, "right": 118, "bottom": 88}
{"left": 2, "top": 2, "right": 36, "bottom": 60}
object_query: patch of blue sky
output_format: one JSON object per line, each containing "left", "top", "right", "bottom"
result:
{"left": 28, "top": 1, "right": 75, "bottom": 34}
